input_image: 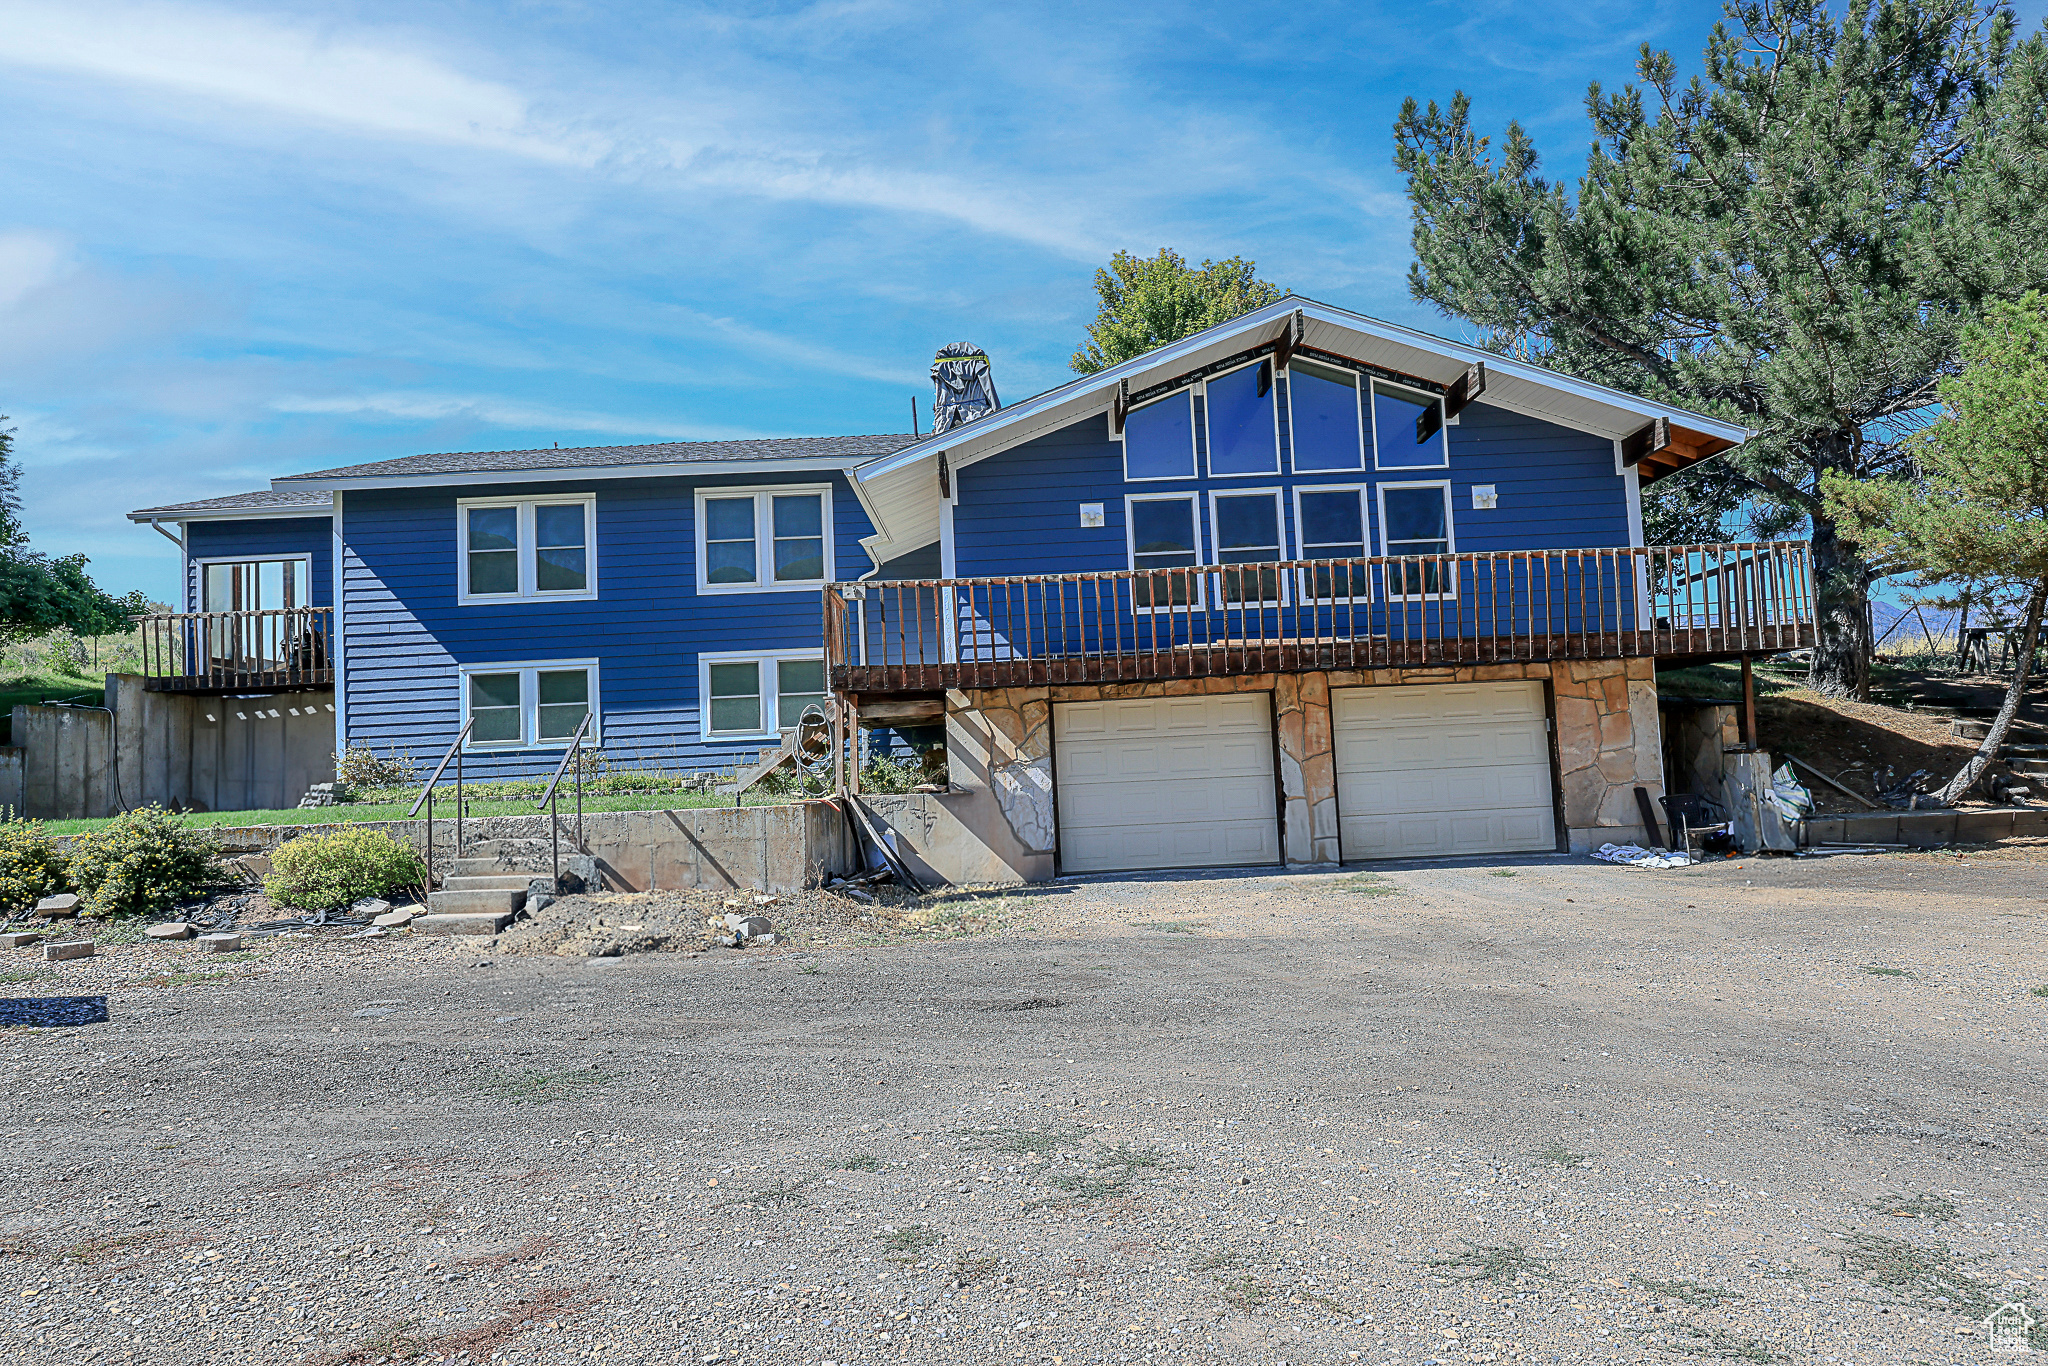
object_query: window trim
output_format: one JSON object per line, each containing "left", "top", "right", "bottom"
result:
{"left": 457, "top": 658, "right": 601, "bottom": 751}
{"left": 693, "top": 484, "right": 836, "bottom": 595}
{"left": 1123, "top": 491, "right": 1205, "bottom": 615}
{"left": 1207, "top": 485, "right": 1289, "bottom": 607}
{"left": 455, "top": 495, "right": 598, "bottom": 605}
{"left": 1200, "top": 358, "right": 1282, "bottom": 478}
{"left": 1117, "top": 389, "right": 1199, "bottom": 483}
{"left": 1375, "top": 480, "right": 1458, "bottom": 602}
{"left": 1282, "top": 359, "right": 1367, "bottom": 473}
{"left": 193, "top": 554, "right": 315, "bottom": 612}
{"left": 1368, "top": 379, "right": 1452, "bottom": 472}
{"left": 697, "top": 649, "right": 829, "bottom": 742}
{"left": 1289, "top": 484, "right": 1371, "bottom": 602}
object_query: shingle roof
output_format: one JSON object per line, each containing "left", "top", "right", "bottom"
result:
{"left": 127, "top": 487, "right": 336, "bottom": 519}
{"left": 275, "top": 433, "right": 918, "bottom": 484}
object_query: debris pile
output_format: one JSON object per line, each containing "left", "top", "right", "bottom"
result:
{"left": 491, "top": 887, "right": 913, "bottom": 958}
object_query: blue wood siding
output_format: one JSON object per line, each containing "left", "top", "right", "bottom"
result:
{"left": 340, "top": 473, "right": 871, "bottom": 778}
{"left": 183, "top": 517, "right": 334, "bottom": 612}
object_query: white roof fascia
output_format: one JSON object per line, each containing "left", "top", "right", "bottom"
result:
{"left": 125, "top": 504, "right": 334, "bottom": 523}
{"left": 276, "top": 454, "right": 876, "bottom": 492}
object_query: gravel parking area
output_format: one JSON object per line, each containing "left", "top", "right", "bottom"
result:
{"left": 2, "top": 846, "right": 2045, "bottom": 1366}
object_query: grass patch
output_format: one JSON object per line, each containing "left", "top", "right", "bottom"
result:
{"left": 1632, "top": 1273, "right": 1742, "bottom": 1306}
{"left": 1868, "top": 1191, "right": 1957, "bottom": 1222}
{"left": 1216, "top": 1271, "right": 1273, "bottom": 1311}
{"left": 1860, "top": 964, "right": 1915, "bottom": 978}
{"left": 0, "top": 967, "right": 48, "bottom": 985}
{"left": 950, "top": 1250, "right": 1000, "bottom": 1285}
{"left": 1420, "top": 1239, "right": 1559, "bottom": 1285}
{"left": 1488, "top": 868, "right": 1519, "bottom": 878}
{"left": 876, "top": 1224, "right": 941, "bottom": 1256}
{"left": 1534, "top": 1141, "right": 1593, "bottom": 1168}
{"left": 1339, "top": 872, "right": 1400, "bottom": 898}
{"left": 838, "top": 1154, "right": 884, "bottom": 1172}
{"left": 478, "top": 1067, "right": 612, "bottom": 1104}
{"left": 1029, "top": 1140, "right": 1175, "bottom": 1209}
{"left": 716, "top": 1176, "right": 810, "bottom": 1210}
{"left": 2030, "top": 984, "right": 2048, "bottom": 998}
{"left": 958, "top": 1123, "right": 1089, "bottom": 1155}
{"left": 905, "top": 891, "right": 1015, "bottom": 939}
{"left": 1658, "top": 1324, "right": 1784, "bottom": 1362}
{"left": 798, "top": 963, "right": 823, "bottom": 974}
{"left": 1833, "top": 1230, "right": 2007, "bottom": 1320}
{"left": 38, "top": 791, "right": 789, "bottom": 837}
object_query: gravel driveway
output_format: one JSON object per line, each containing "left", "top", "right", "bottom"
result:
{"left": 3, "top": 845, "right": 2045, "bottom": 1366}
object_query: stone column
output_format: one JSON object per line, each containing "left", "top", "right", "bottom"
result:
{"left": 1275, "top": 670, "right": 1339, "bottom": 865}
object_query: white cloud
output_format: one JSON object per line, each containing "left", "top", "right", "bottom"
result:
{"left": 0, "top": 230, "right": 75, "bottom": 311}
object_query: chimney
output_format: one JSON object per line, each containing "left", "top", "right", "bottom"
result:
{"left": 930, "top": 343, "right": 1000, "bottom": 435}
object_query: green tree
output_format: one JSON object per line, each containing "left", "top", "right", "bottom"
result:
{"left": 1393, "top": 0, "right": 2048, "bottom": 696}
{"left": 0, "top": 418, "right": 148, "bottom": 645}
{"left": 1825, "top": 291, "right": 2048, "bottom": 804}
{"left": 1070, "top": 250, "right": 1285, "bottom": 375}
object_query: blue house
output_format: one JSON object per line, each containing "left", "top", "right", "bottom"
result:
{"left": 129, "top": 297, "right": 1813, "bottom": 880}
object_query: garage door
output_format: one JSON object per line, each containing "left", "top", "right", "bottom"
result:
{"left": 1054, "top": 694, "right": 1279, "bottom": 874}
{"left": 1333, "top": 681, "right": 1556, "bottom": 859}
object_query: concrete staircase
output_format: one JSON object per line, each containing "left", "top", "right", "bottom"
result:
{"left": 415, "top": 843, "right": 545, "bottom": 936}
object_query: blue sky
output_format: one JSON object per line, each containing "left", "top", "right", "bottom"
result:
{"left": 5, "top": 0, "right": 2043, "bottom": 603}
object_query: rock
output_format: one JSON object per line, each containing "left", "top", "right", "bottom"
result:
{"left": 0, "top": 932, "right": 41, "bottom": 948}
{"left": 196, "top": 933, "right": 244, "bottom": 953}
{"left": 752, "top": 894, "right": 779, "bottom": 907}
{"left": 43, "top": 940, "right": 95, "bottom": 961}
{"left": 145, "top": 923, "right": 195, "bottom": 941}
{"left": 372, "top": 908, "right": 416, "bottom": 928}
{"left": 34, "top": 893, "right": 81, "bottom": 919}
{"left": 229, "top": 853, "right": 274, "bottom": 882}
{"left": 349, "top": 898, "right": 392, "bottom": 917}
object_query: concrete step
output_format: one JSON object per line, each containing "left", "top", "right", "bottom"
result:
{"left": 427, "top": 888, "right": 526, "bottom": 916}
{"left": 442, "top": 874, "right": 538, "bottom": 892}
{"left": 448, "top": 857, "right": 515, "bottom": 876}
{"left": 412, "top": 911, "right": 516, "bottom": 936}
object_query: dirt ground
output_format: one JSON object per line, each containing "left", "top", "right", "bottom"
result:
{"left": 3, "top": 846, "right": 2047, "bottom": 1366}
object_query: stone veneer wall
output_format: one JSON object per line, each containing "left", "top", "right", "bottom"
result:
{"left": 933, "top": 658, "right": 1663, "bottom": 878}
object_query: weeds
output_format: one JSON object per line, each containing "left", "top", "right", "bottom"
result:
{"left": 1834, "top": 1230, "right": 2002, "bottom": 1319}
{"left": 478, "top": 1068, "right": 612, "bottom": 1104}
{"left": 1860, "top": 965, "right": 1914, "bottom": 978}
{"left": 798, "top": 964, "right": 823, "bottom": 974}
{"left": 876, "top": 1224, "right": 942, "bottom": 1257}
{"left": 1868, "top": 1191, "right": 1957, "bottom": 1221}
{"left": 839, "top": 1154, "right": 885, "bottom": 1172}
{"left": 310, "top": 1282, "right": 594, "bottom": 1366}
{"left": 1632, "top": 1273, "right": 1742, "bottom": 1306}
{"left": 1658, "top": 1324, "right": 1784, "bottom": 1362}
{"left": 1194, "top": 1249, "right": 1241, "bottom": 1271}
{"left": 1095, "top": 1141, "right": 1171, "bottom": 1177}
{"left": 951, "top": 1251, "right": 1000, "bottom": 1285}
{"left": 1420, "top": 1239, "right": 1558, "bottom": 1285}
{"left": 1340, "top": 872, "right": 1399, "bottom": 898}
{"left": 2030, "top": 984, "right": 2048, "bottom": 998}
{"left": 958, "top": 1123, "right": 1089, "bottom": 1155}
{"left": 716, "top": 1176, "right": 811, "bottom": 1210}
{"left": 1136, "top": 920, "right": 1205, "bottom": 934}
{"left": 0, "top": 967, "right": 46, "bottom": 984}
{"left": 1488, "top": 869, "right": 1519, "bottom": 878}
{"left": 1027, "top": 1139, "right": 1173, "bottom": 1209}
{"left": 1217, "top": 1271, "right": 1273, "bottom": 1310}
{"left": 1534, "top": 1141, "right": 1593, "bottom": 1168}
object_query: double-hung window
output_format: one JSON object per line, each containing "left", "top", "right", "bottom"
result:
{"left": 696, "top": 486, "right": 833, "bottom": 592}
{"left": 1370, "top": 380, "right": 1450, "bottom": 470}
{"left": 1379, "top": 483, "right": 1455, "bottom": 598}
{"left": 1294, "top": 486, "right": 1369, "bottom": 600}
{"left": 1210, "top": 490, "right": 1284, "bottom": 605}
{"left": 1125, "top": 494, "right": 1200, "bottom": 610}
{"left": 1204, "top": 360, "right": 1280, "bottom": 477}
{"left": 461, "top": 660, "right": 598, "bottom": 749}
{"left": 457, "top": 497, "right": 596, "bottom": 603}
{"left": 699, "top": 652, "right": 828, "bottom": 740}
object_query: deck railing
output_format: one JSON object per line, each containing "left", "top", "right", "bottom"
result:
{"left": 825, "top": 542, "right": 1815, "bottom": 693}
{"left": 136, "top": 607, "right": 336, "bottom": 693}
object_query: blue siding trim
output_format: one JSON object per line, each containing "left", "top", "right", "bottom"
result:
{"left": 183, "top": 517, "right": 334, "bottom": 612}
{"left": 340, "top": 473, "right": 873, "bottom": 778}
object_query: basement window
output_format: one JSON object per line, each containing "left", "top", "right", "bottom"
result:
{"left": 460, "top": 661, "right": 599, "bottom": 749}
{"left": 457, "top": 497, "right": 596, "bottom": 603}
{"left": 699, "top": 653, "right": 828, "bottom": 740}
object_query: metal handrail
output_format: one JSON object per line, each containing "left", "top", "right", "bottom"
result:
{"left": 536, "top": 712, "right": 594, "bottom": 895}
{"left": 409, "top": 717, "right": 474, "bottom": 892}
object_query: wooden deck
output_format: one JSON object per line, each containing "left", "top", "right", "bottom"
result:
{"left": 135, "top": 607, "right": 335, "bottom": 695}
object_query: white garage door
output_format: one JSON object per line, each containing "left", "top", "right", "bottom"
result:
{"left": 1333, "top": 681, "right": 1556, "bottom": 860}
{"left": 1054, "top": 694, "right": 1280, "bottom": 874}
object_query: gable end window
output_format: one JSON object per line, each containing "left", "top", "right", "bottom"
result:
{"left": 1121, "top": 391, "right": 1197, "bottom": 481}
{"left": 1203, "top": 360, "right": 1280, "bottom": 477}
{"left": 695, "top": 486, "right": 834, "bottom": 593}
{"left": 460, "top": 660, "right": 599, "bottom": 749}
{"left": 1287, "top": 360, "right": 1366, "bottom": 472}
{"left": 1371, "top": 381, "right": 1450, "bottom": 470}
{"left": 456, "top": 497, "right": 596, "bottom": 604}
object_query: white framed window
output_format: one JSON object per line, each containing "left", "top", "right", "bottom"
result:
{"left": 1291, "top": 484, "right": 1370, "bottom": 600}
{"left": 1208, "top": 487, "right": 1286, "bottom": 605}
{"left": 695, "top": 485, "right": 834, "bottom": 593}
{"left": 1370, "top": 380, "right": 1450, "bottom": 470}
{"left": 1377, "top": 481, "right": 1456, "bottom": 599}
{"left": 456, "top": 496, "right": 596, "bottom": 604}
{"left": 1202, "top": 358, "right": 1280, "bottom": 477}
{"left": 1120, "top": 390, "right": 1198, "bottom": 481}
{"left": 698, "top": 651, "right": 829, "bottom": 740}
{"left": 1285, "top": 359, "right": 1366, "bottom": 472}
{"left": 1124, "top": 492, "right": 1202, "bottom": 612}
{"left": 459, "top": 659, "right": 599, "bottom": 750}
{"left": 197, "top": 556, "right": 313, "bottom": 611}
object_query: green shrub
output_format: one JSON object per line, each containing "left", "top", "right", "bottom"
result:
{"left": 0, "top": 820, "right": 68, "bottom": 915}
{"left": 263, "top": 826, "right": 426, "bottom": 910}
{"left": 65, "top": 805, "right": 226, "bottom": 918}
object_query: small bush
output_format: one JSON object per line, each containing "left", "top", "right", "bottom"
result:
{"left": 0, "top": 820, "right": 68, "bottom": 915}
{"left": 263, "top": 826, "right": 426, "bottom": 910}
{"left": 333, "top": 745, "right": 418, "bottom": 789}
{"left": 65, "top": 806, "right": 226, "bottom": 918}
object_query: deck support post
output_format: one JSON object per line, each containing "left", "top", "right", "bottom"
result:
{"left": 1738, "top": 654, "right": 1756, "bottom": 748}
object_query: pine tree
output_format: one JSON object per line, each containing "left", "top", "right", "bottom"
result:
{"left": 1825, "top": 290, "right": 2048, "bottom": 804}
{"left": 1070, "top": 250, "right": 1284, "bottom": 375}
{"left": 1393, "top": 0, "right": 2048, "bottom": 696}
